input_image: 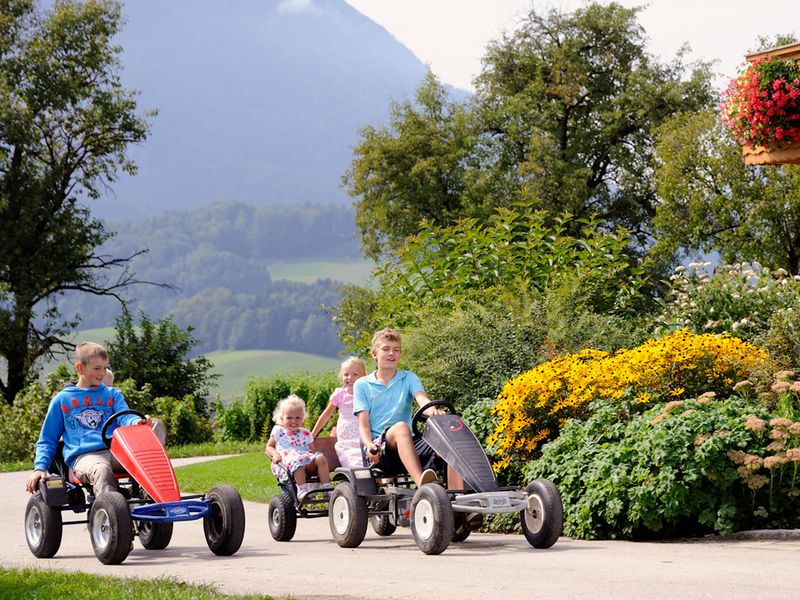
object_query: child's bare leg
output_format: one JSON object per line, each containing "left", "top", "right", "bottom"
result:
{"left": 315, "top": 454, "right": 330, "bottom": 483}
{"left": 294, "top": 466, "right": 307, "bottom": 486}
{"left": 385, "top": 423, "right": 423, "bottom": 485}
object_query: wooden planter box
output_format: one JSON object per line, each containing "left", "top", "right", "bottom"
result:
{"left": 743, "top": 143, "right": 800, "bottom": 166}
{"left": 742, "top": 42, "right": 800, "bottom": 166}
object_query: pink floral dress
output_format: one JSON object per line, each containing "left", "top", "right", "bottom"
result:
{"left": 330, "top": 387, "right": 363, "bottom": 469}
{"left": 270, "top": 425, "right": 320, "bottom": 483}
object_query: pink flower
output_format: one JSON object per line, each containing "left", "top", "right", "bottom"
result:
{"left": 745, "top": 415, "right": 766, "bottom": 432}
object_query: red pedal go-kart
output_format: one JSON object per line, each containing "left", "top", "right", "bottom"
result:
{"left": 328, "top": 401, "right": 563, "bottom": 555}
{"left": 24, "top": 410, "right": 245, "bottom": 564}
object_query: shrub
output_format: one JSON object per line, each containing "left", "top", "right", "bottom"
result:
{"left": 760, "top": 294, "right": 800, "bottom": 372}
{"left": 655, "top": 262, "right": 800, "bottom": 343}
{"left": 212, "top": 371, "right": 338, "bottom": 442}
{"left": 526, "top": 394, "right": 800, "bottom": 539}
{"left": 154, "top": 395, "right": 213, "bottom": 446}
{"left": 402, "top": 285, "right": 647, "bottom": 415}
{"left": 489, "top": 330, "right": 772, "bottom": 469}
{"left": 0, "top": 366, "right": 73, "bottom": 463}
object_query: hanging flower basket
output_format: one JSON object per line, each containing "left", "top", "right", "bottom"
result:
{"left": 720, "top": 42, "right": 800, "bottom": 166}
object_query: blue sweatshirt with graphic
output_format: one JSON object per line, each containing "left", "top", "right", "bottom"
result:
{"left": 33, "top": 383, "right": 140, "bottom": 471}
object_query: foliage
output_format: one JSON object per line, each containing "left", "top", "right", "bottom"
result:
{"left": 346, "top": 72, "right": 477, "bottom": 259}
{"left": 0, "top": 366, "right": 71, "bottom": 463}
{"left": 652, "top": 108, "right": 800, "bottom": 274}
{"left": 334, "top": 206, "right": 653, "bottom": 354}
{"left": 0, "top": 567, "right": 274, "bottom": 600}
{"left": 108, "top": 307, "right": 219, "bottom": 405}
{"left": 0, "top": 0, "right": 152, "bottom": 405}
{"left": 720, "top": 56, "right": 800, "bottom": 148}
{"left": 212, "top": 371, "right": 338, "bottom": 443}
{"left": 345, "top": 2, "right": 714, "bottom": 258}
{"left": 401, "top": 288, "right": 647, "bottom": 416}
{"left": 490, "top": 330, "right": 772, "bottom": 469}
{"left": 154, "top": 395, "right": 213, "bottom": 446}
{"left": 760, "top": 295, "right": 800, "bottom": 372}
{"left": 527, "top": 394, "right": 800, "bottom": 540}
{"left": 655, "top": 262, "right": 800, "bottom": 344}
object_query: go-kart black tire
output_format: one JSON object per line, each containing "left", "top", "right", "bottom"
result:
{"left": 451, "top": 512, "right": 472, "bottom": 543}
{"left": 370, "top": 514, "right": 397, "bottom": 537}
{"left": 520, "top": 479, "right": 563, "bottom": 549}
{"left": 203, "top": 485, "right": 245, "bottom": 556}
{"left": 411, "top": 484, "right": 453, "bottom": 555}
{"left": 329, "top": 482, "right": 367, "bottom": 548}
{"left": 137, "top": 520, "right": 173, "bottom": 550}
{"left": 24, "top": 493, "right": 63, "bottom": 558}
{"left": 268, "top": 493, "right": 297, "bottom": 542}
{"left": 89, "top": 492, "right": 133, "bottom": 565}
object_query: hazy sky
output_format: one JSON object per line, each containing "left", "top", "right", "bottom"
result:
{"left": 343, "top": 0, "right": 799, "bottom": 91}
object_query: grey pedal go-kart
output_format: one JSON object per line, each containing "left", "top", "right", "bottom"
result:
{"left": 327, "top": 400, "right": 563, "bottom": 555}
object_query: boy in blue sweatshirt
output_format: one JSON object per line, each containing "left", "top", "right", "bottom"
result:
{"left": 25, "top": 342, "right": 164, "bottom": 496}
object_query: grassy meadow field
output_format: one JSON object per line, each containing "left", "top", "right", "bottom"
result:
{"left": 266, "top": 258, "right": 373, "bottom": 284}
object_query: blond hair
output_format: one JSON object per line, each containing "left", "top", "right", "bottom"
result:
{"left": 370, "top": 328, "right": 401, "bottom": 353}
{"left": 339, "top": 356, "right": 366, "bottom": 379}
{"left": 273, "top": 394, "right": 307, "bottom": 425}
{"left": 75, "top": 342, "right": 108, "bottom": 365}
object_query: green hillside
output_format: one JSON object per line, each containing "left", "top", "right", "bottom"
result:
{"left": 205, "top": 350, "right": 340, "bottom": 401}
{"left": 44, "top": 328, "right": 340, "bottom": 402}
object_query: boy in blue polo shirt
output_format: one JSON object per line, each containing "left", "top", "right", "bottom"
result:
{"left": 354, "top": 328, "right": 464, "bottom": 490}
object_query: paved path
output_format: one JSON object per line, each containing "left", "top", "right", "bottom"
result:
{"left": 2, "top": 464, "right": 799, "bottom": 599}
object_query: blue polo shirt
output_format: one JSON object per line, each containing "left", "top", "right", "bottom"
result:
{"left": 353, "top": 370, "right": 425, "bottom": 439}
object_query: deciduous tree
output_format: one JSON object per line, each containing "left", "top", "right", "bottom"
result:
{"left": 0, "top": 0, "right": 152, "bottom": 404}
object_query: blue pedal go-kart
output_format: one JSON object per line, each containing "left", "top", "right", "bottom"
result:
{"left": 327, "top": 401, "right": 563, "bottom": 555}
{"left": 24, "top": 409, "right": 245, "bottom": 564}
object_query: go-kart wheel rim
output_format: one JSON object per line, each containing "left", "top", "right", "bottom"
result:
{"left": 331, "top": 495, "right": 351, "bottom": 535}
{"left": 270, "top": 507, "right": 281, "bottom": 528}
{"left": 25, "top": 506, "right": 43, "bottom": 546}
{"left": 91, "top": 507, "right": 113, "bottom": 551}
{"left": 413, "top": 498, "right": 435, "bottom": 540}
{"left": 524, "top": 493, "right": 545, "bottom": 534}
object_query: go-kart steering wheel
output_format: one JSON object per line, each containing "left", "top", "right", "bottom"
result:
{"left": 101, "top": 409, "right": 145, "bottom": 448}
{"left": 412, "top": 400, "right": 456, "bottom": 436}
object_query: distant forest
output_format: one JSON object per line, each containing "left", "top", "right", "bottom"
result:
{"left": 56, "top": 202, "right": 363, "bottom": 356}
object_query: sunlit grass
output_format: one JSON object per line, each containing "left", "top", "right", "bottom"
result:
{"left": 174, "top": 453, "right": 280, "bottom": 504}
{"left": 0, "top": 567, "right": 275, "bottom": 599}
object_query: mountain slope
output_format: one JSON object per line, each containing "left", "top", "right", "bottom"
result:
{"left": 100, "top": 0, "right": 430, "bottom": 218}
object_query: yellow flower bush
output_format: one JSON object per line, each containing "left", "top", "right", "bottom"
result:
{"left": 489, "top": 330, "right": 771, "bottom": 469}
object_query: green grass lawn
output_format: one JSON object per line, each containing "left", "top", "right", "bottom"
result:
{"left": 0, "top": 568, "right": 275, "bottom": 599}
{"left": 266, "top": 258, "right": 373, "bottom": 285}
{"left": 174, "top": 452, "right": 280, "bottom": 503}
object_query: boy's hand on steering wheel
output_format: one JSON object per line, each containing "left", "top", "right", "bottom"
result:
{"left": 367, "top": 444, "right": 381, "bottom": 463}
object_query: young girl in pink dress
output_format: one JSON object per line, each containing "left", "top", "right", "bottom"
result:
{"left": 266, "top": 394, "right": 330, "bottom": 495}
{"left": 311, "top": 357, "right": 366, "bottom": 469}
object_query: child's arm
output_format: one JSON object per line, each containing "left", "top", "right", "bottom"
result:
{"left": 414, "top": 390, "right": 444, "bottom": 416}
{"left": 265, "top": 433, "right": 281, "bottom": 463}
{"left": 358, "top": 411, "right": 379, "bottom": 463}
{"left": 310, "top": 402, "right": 336, "bottom": 438}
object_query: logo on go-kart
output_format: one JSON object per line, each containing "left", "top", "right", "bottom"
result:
{"left": 167, "top": 505, "right": 189, "bottom": 517}
{"left": 449, "top": 419, "right": 463, "bottom": 432}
